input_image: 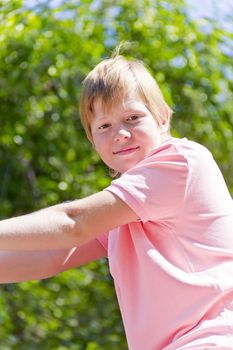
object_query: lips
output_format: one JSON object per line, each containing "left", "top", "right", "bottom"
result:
{"left": 113, "top": 146, "right": 140, "bottom": 155}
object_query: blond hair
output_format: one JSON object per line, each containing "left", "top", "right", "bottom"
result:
{"left": 79, "top": 55, "right": 173, "bottom": 141}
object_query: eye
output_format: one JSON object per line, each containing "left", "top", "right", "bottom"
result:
{"left": 98, "top": 123, "right": 111, "bottom": 130}
{"left": 127, "top": 115, "right": 139, "bottom": 121}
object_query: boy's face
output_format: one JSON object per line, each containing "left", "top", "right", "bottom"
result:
{"left": 90, "top": 94, "right": 169, "bottom": 173}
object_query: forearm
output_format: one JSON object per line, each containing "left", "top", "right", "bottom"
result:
{"left": 0, "top": 250, "right": 64, "bottom": 283}
{"left": 0, "top": 240, "right": 107, "bottom": 284}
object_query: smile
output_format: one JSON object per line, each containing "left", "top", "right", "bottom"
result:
{"left": 113, "top": 146, "right": 140, "bottom": 155}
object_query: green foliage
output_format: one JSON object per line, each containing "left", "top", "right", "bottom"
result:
{"left": 0, "top": 0, "right": 232, "bottom": 348}
{"left": 0, "top": 262, "right": 126, "bottom": 349}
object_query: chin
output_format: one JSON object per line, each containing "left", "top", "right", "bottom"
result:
{"left": 120, "top": 165, "right": 136, "bottom": 173}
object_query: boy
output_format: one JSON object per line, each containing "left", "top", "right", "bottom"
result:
{"left": 1, "top": 55, "right": 233, "bottom": 349}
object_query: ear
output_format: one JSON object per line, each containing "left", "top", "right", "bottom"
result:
{"left": 90, "top": 139, "right": 96, "bottom": 149}
{"left": 160, "top": 115, "right": 170, "bottom": 133}
{"left": 87, "top": 132, "right": 95, "bottom": 146}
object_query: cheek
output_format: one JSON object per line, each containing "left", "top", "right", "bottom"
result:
{"left": 136, "top": 123, "right": 159, "bottom": 138}
{"left": 138, "top": 125, "right": 161, "bottom": 148}
{"left": 92, "top": 136, "right": 109, "bottom": 157}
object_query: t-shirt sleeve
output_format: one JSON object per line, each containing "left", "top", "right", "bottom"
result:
{"left": 104, "top": 143, "right": 189, "bottom": 223}
{"left": 96, "top": 233, "right": 109, "bottom": 253}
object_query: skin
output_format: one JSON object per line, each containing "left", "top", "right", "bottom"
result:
{"left": 0, "top": 240, "right": 106, "bottom": 283}
{"left": 0, "top": 95, "right": 169, "bottom": 283}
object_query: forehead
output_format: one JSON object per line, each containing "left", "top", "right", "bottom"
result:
{"left": 92, "top": 95, "right": 147, "bottom": 120}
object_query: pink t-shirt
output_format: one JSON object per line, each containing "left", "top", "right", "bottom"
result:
{"left": 98, "top": 138, "right": 233, "bottom": 350}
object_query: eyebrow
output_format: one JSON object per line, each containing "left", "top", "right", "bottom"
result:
{"left": 93, "top": 115, "right": 108, "bottom": 123}
{"left": 123, "top": 108, "right": 146, "bottom": 115}
{"left": 123, "top": 102, "right": 147, "bottom": 112}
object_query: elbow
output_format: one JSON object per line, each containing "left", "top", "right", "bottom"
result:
{"left": 63, "top": 213, "right": 90, "bottom": 247}
{"left": 56, "top": 202, "right": 93, "bottom": 247}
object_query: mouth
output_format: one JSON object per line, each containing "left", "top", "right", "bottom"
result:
{"left": 113, "top": 146, "right": 140, "bottom": 155}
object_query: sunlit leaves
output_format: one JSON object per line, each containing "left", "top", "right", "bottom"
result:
{"left": 0, "top": 0, "right": 232, "bottom": 348}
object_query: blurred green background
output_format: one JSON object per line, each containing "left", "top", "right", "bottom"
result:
{"left": 0, "top": 0, "right": 232, "bottom": 348}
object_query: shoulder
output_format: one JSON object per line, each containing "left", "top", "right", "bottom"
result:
{"left": 145, "top": 137, "right": 213, "bottom": 170}
{"left": 107, "top": 138, "right": 194, "bottom": 222}
{"left": 150, "top": 137, "right": 211, "bottom": 158}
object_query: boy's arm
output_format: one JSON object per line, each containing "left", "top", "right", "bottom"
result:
{"left": 0, "top": 190, "right": 137, "bottom": 250}
{"left": 0, "top": 239, "right": 107, "bottom": 283}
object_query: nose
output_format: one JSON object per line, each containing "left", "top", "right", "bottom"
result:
{"left": 114, "top": 128, "right": 131, "bottom": 142}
